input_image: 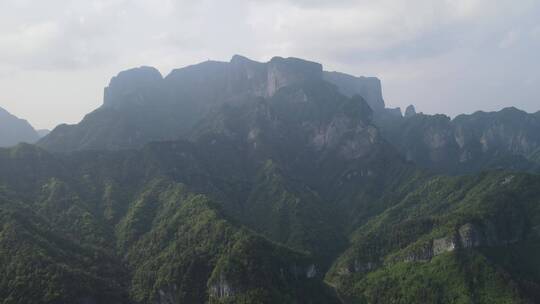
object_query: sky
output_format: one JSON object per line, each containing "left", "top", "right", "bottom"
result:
{"left": 0, "top": 0, "right": 539, "bottom": 130}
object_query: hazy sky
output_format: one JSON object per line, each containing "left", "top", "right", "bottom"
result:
{"left": 0, "top": 0, "right": 539, "bottom": 129}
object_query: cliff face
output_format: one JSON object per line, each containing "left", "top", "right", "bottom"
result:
{"left": 0, "top": 106, "right": 39, "bottom": 147}
{"left": 323, "top": 71, "right": 385, "bottom": 113}
{"left": 328, "top": 172, "right": 540, "bottom": 303}
{"left": 103, "top": 66, "right": 164, "bottom": 109}
{"left": 39, "top": 55, "right": 385, "bottom": 153}
{"left": 408, "top": 219, "right": 526, "bottom": 262}
{"left": 404, "top": 104, "right": 416, "bottom": 118}
{"left": 4, "top": 55, "right": 540, "bottom": 304}
{"left": 378, "top": 107, "right": 540, "bottom": 173}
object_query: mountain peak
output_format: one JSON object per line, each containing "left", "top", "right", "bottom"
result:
{"left": 323, "top": 71, "right": 385, "bottom": 112}
{"left": 404, "top": 105, "right": 417, "bottom": 118}
{"left": 103, "top": 66, "right": 163, "bottom": 108}
{"left": 40, "top": 55, "right": 386, "bottom": 152}
{"left": 268, "top": 56, "right": 323, "bottom": 75}
{"left": 0, "top": 106, "right": 39, "bottom": 147}
{"left": 230, "top": 54, "right": 258, "bottom": 64}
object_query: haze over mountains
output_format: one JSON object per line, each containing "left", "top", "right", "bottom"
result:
{"left": 38, "top": 55, "right": 386, "bottom": 152}
{"left": 38, "top": 55, "right": 540, "bottom": 175}
{"left": 1, "top": 55, "right": 540, "bottom": 303}
{"left": 0, "top": 106, "right": 44, "bottom": 147}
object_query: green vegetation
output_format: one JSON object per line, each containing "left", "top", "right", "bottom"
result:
{"left": 0, "top": 144, "right": 341, "bottom": 303}
{"left": 328, "top": 172, "right": 540, "bottom": 303}
{"left": 2, "top": 65, "right": 540, "bottom": 303}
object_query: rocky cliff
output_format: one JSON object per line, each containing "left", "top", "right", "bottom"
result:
{"left": 323, "top": 71, "right": 385, "bottom": 112}
{"left": 378, "top": 106, "right": 540, "bottom": 173}
{"left": 7, "top": 56, "right": 540, "bottom": 304}
{"left": 328, "top": 172, "right": 540, "bottom": 303}
{"left": 39, "top": 55, "right": 385, "bottom": 153}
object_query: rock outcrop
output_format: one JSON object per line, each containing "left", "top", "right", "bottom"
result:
{"left": 209, "top": 275, "right": 236, "bottom": 299}
{"left": 39, "top": 55, "right": 387, "bottom": 153}
{"left": 404, "top": 105, "right": 416, "bottom": 118}
{"left": 323, "top": 71, "right": 385, "bottom": 113}
{"left": 378, "top": 107, "right": 540, "bottom": 173}
{"left": 408, "top": 220, "right": 526, "bottom": 262}
{"left": 40, "top": 55, "right": 385, "bottom": 153}
{"left": 103, "top": 66, "right": 164, "bottom": 109}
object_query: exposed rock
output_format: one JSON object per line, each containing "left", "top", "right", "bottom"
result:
{"left": 306, "top": 94, "right": 378, "bottom": 160}
{"left": 433, "top": 235, "right": 457, "bottom": 255}
{"left": 267, "top": 56, "right": 323, "bottom": 96}
{"left": 501, "top": 175, "right": 515, "bottom": 185}
{"left": 404, "top": 105, "right": 417, "bottom": 118}
{"left": 354, "top": 260, "right": 378, "bottom": 273}
{"left": 337, "top": 259, "right": 378, "bottom": 275}
{"left": 306, "top": 264, "right": 318, "bottom": 278}
{"left": 103, "top": 66, "right": 164, "bottom": 109}
{"left": 388, "top": 219, "right": 527, "bottom": 266}
{"left": 41, "top": 55, "right": 356, "bottom": 152}
{"left": 323, "top": 71, "right": 385, "bottom": 112}
{"left": 432, "top": 220, "right": 524, "bottom": 257}
{"left": 401, "top": 243, "right": 434, "bottom": 262}
{"left": 458, "top": 223, "right": 484, "bottom": 248}
{"left": 424, "top": 125, "right": 454, "bottom": 150}
{"left": 209, "top": 274, "right": 236, "bottom": 299}
{"left": 378, "top": 106, "right": 540, "bottom": 174}
{"left": 227, "top": 55, "right": 323, "bottom": 98}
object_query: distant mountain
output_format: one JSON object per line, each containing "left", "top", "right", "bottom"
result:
{"left": 39, "top": 55, "right": 385, "bottom": 153}
{"left": 322, "top": 71, "right": 385, "bottom": 112}
{"left": 36, "top": 129, "right": 50, "bottom": 137}
{"left": 378, "top": 106, "right": 540, "bottom": 174}
{"left": 0, "top": 106, "right": 39, "bottom": 147}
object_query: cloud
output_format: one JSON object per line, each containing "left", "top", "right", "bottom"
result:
{"left": 498, "top": 30, "right": 519, "bottom": 49}
{"left": 0, "top": 0, "right": 539, "bottom": 129}
{"left": 0, "top": 0, "right": 535, "bottom": 70}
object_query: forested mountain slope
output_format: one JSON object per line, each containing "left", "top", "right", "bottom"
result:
{"left": 1, "top": 56, "right": 539, "bottom": 303}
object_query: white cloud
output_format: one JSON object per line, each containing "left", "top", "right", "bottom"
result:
{"left": 498, "top": 30, "right": 519, "bottom": 48}
{"left": 0, "top": 0, "right": 539, "bottom": 129}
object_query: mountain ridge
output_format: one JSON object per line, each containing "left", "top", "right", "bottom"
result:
{"left": 378, "top": 105, "right": 540, "bottom": 174}
{"left": 38, "top": 55, "right": 386, "bottom": 153}
{"left": 2, "top": 55, "right": 540, "bottom": 303}
{"left": 0, "top": 106, "right": 40, "bottom": 147}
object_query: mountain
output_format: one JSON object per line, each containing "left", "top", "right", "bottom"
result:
{"left": 322, "top": 71, "right": 385, "bottom": 112}
{"left": 2, "top": 55, "right": 540, "bottom": 304}
{"left": 36, "top": 129, "right": 50, "bottom": 137}
{"left": 0, "top": 106, "right": 39, "bottom": 147}
{"left": 327, "top": 171, "right": 540, "bottom": 303}
{"left": 0, "top": 142, "right": 341, "bottom": 304}
{"left": 378, "top": 107, "right": 540, "bottom": 174}
{"left": 2, "top": 60, "right": 404, "bottom": 303}
{"left": 39, "top": 55, "right": 385, "bottom": 153}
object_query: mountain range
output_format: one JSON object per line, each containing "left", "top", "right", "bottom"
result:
{"left": 1, "top": 55, "right": 539, "bottom": 304}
